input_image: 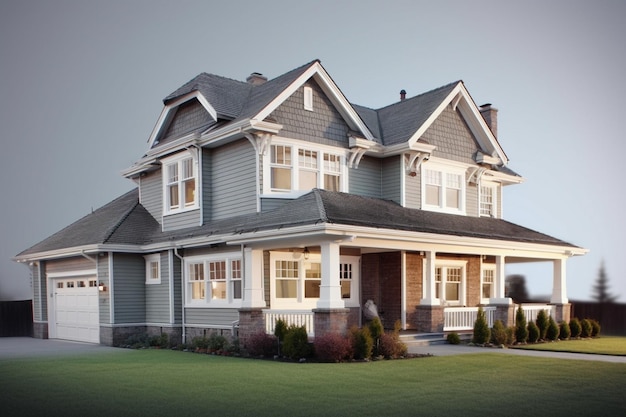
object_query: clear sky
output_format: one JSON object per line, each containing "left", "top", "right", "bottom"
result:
{"left": 1, "top": 0, "right": 624, "bottom": 302}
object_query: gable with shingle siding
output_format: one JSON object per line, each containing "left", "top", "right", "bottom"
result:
{"left": 420, "top": 104, "right": 481, "bottom": 164}
{"left": 269, "top": 80, "right": 350, "bottom": 147}
{"left": 158, "top": 99, "right": 215, "bottom": 147}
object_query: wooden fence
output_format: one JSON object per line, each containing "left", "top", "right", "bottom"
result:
{"left": 0, "top": 300, "right": 33, "bottom": 337}
{"left": 571, "top": 301, "right": 625, "bottom": 336}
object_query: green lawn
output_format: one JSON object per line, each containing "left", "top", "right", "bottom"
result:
{"left": 1, "top": 350, "right": 625, "bottom": 417}
{"left": 512, "top": 336, "right": 626, "bottom": 356}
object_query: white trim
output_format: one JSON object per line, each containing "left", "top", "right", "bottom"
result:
{"left": 421, "top": 161, "right": 466, "bottom": 215}
{"left": 304, "top": 86, "right": 313, "bottom": 111}
{"left": 168, "top": 250, "right": 175, "bottom": 324}
{"left": 480, "top": 262, "right": 496, "bottom": 304}
{"left": 183, "top": 252, "right": 243, "bottom": 307}
{"left": 108, "top": 252, "right": 114, "bottom": 324}
{"left": 161, "top": 150, "right": 199, "bottom": 216}
{"left": 144, "top": 254, "right": 161, "bottom": 285}
{"left": 46, "top": 269, "right": 97, "bottom": 278}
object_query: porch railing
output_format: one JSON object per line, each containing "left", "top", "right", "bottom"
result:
{"left": 444, "top": 306, "right": 496, "bottom": 331}
{"left": 521, "top": 304, "right": 554, "bottom": 323}
{"left": 263, "top": 310, "right": 315, "bottom": 337}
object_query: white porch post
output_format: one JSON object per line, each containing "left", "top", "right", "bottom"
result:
{"left": 242, "top": 247, "right": 266, "bottom": 308}
{"left": 490, "top": 255, "right": 511, "bottom": 304}
{"left": 550, "top": 258, "right": 568, "bottom": 304}
{"left": 420, "top": 251, "right": 439, "bottom": 305}
{"left": 317, "top": 241, "right": 344, "bottom": 309}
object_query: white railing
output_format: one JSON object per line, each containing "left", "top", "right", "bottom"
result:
{"left": 444, "top": 306, "right": 496, "bottom": 331}
{"left": 521, "top": 304, "right": 553, "bottom": 323}
{"left": 263, "top": 310, "right": 315, "bottom": 337}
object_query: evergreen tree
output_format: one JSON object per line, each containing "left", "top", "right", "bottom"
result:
{"left": 591, "top": 260, "right": 618, "bottom": 303}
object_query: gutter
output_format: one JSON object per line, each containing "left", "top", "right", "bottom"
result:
{"left": 173, "top": 247, "right": 186, "bottom": 344}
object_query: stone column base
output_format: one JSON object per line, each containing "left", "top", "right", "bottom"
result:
{"left": 551, "top": 303, "right": 571, "bottom": 324}
{"left": 415, "top": 305, "right": 444, "bottom": 333}
{"left": 33, "top": 322, "right": 48, "bottom": 339}
{"left": 494, "top": 304, "right": 516, "bottom": 327}
{"left": 238, "top": 308, "right": 265, "bottom": 347}
{"left": 313, "top": 308, "right": 350, "bottom": 338}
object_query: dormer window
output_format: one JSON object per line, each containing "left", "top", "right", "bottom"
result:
{"left": 422, "top": 163, "right": 465, "bottom": 214}
{"left": 162, "top": 151, "right": 198, "bottom": 214}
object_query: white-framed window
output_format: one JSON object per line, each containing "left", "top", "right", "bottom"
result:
{"left": 162, "top": 151, "right": 198, "bottom": 215}
{"left": 428, "top": 260, "right": 467, "bottom": 305}
{"left": 480, "top": 183, "right": 498, "bottom": 217}
{"left": 304, "top": 86, "right": 313, "bottom": 111}
{"left": 144, "top": 254, "right": 161, "bottom": 285}
{"left": 270, "top": 252, "right": 359, "bottom": 309}
{"left": 264, "top": 141, "right": 346, "bottom": 196}
{"left": 481, "top": 264, "right": 495, "bottom": 302}
{"left": 422, "top": 164, "right": 466, "bottom": 214}
{"left": 184, "top": 253, "right": 243, "bottom": 306}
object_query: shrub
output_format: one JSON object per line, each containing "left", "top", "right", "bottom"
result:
{"left": 472, "top": 307, "right": 491, "bottom": 345}
{"left": 546, "top": 316, "right": 560, "bottom": 341}
{"left": 569, "top": 318, "right": 582, "bottom": 338}
{"left": 505, "top": 326, "right": 516, "bottom": 345}
{"left": 208, "top": 333, "right": 227, "bottom": 352}
{"left": 515, "top": 305, "right": 528, "bottom": 343}
{"left": 535, "top": 309, "right": 549, "bottom": 341}
{"left": 380, "top": 332, "right": 408, "bottom": 358}
{"left": 350, "top": 326, "right": 373, "bottom": 360}
{"left": 282, "top": 325, "right": 311, "bottom": 359}
{"left": 191, "top": 336, "right": 209, "bottom": 351}
{"left": 447, "top": 332, "right": 461, "bottom": 345}
{"left": 580, "top": 319, "right": 592, "bottom": 338}
{"left": 314, "top": 333, "right": 352, "bottom": 362}
{"left": 590, "top": 319, "right": 601, "bottom": 337}
{"left": 527, "top": 321, "right": 540, "bottom": 343}
{"left": 124, "top": 332, "right": 150, "bottom": 349}
{"left": 274, "top": 319, "right": 288, "bottom": 341}
{"left": 245, "top": 331, "right": 276, "bottom": 357}
{"left": 368, "top": 317, "right": 384, "bottom": 356}
{"left": 559, "top": 321, "right": 571, "bottom": 340}
{"left": 491, "top": 320, "right": 508, "bottom": 346}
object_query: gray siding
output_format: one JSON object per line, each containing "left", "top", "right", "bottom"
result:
{"left": 269, "top": 80, "right": 350, "bottom": 147}
{"left": 159, "top": 99, "right": 213, "bottom": 147}
{"left": 349, "top": 155, "right": 382, "bottom": 198}
{"left": 32, "top": 263, "right": 46, "bottom": 321}
{"left": 185, "top": 308, "right": 239, "bottom": 326}
{"left": 405, "top": 171, "right": 421, "bottom": 209}
{"left": 171, "top": 250, "right": 182, "bottom": 323}
{"left": 381, "top": 156, "right": 402, "bottom": 204}
{"left": 140, "top": 170, "right": 162, "bottom": 222}
{"left": 260, "top": 198, "right": 290, "bottom": 212}
{"left": 46, "top": 257, "right": 93, "bottom": 274}
{"left": 421, "top": 105, "right": 480, "bottom": 164}
{"left": 97, "top": 255, "right": 110, "bottom": 324}
{"left": 163, "top": 208, "right": 201, "bottom": 231}
{"left": 466, "top": 183, "right": 479, "bottom": 217}
{"left": 201, "top": 148, "right": 212, "bottom": 222}
{"left": 145, "top": 252, "right": 170, "bottom": 324}
{"left": 211, "top": 139, "right": 257, "bottom": 220}
{"left": 496, "top": 185, "right": 502, "bottom": 218}
{"left": 112, "top": 253, "right": 145, "bottom": 324}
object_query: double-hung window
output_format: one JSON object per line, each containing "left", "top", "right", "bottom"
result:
{"left": 480, "top": 183, "right": 497, "bottom": 217}
{"left": 430, "top": 261, "right": 466, "bottom": 305}
{"left": 163, "top": 152, "right": 198, "bottom": 214}
{"left": 422, "top": 164, "right": 465, "bottom": 214}
{"left": 481, "top": 265, "right": 495, "bottom": 302}
{"left": 185, "top": 254, "right": 243, "bottom": 306}
{"left": 265, "top": 143, "right": 344, "bottom": 195}
{"left": 144, "top": 254, "right": 161, "bottom": 285}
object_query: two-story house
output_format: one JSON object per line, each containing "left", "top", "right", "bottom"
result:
{"left": 15, "top": 60, "right": 586, "bottom": 346}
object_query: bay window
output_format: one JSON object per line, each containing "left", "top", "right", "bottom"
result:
{"left": 185, "top": 254, "right": 243, "bottom": 305}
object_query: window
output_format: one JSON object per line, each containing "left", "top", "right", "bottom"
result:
{"left": 304, "top": 86, "right": 313, "bottom": 111}
{"left": 430, "top": 261, "right": 466, "bottom": 305}
{"left": 162, "top": 152, "right": 198, "bottom": 214}
{"left": 144, "top": 254, "right": 161, "bottom": 284}
{"left": 422, "top": 166, "right": 465, "bottom": 213}
{"left": 480, "top": 184, "right": 497, "bottom": 217}
{"left": 185, "top": 254, "right": 243, "bottom": 306}
{"left": 265, "top": 143, "right": 344, "bottom": 195}
{"left": 270, "top": 252, "right": 359, "bottom": 308}
{"left": 482, "top": 265, "right": 495, "bottom": 301}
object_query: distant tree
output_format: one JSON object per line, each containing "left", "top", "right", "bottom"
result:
{"left": 591, "top": 260, "right": 618, "bottom": 303}
{"left": 506, "top": 274, "right": 530, "bottom": 303}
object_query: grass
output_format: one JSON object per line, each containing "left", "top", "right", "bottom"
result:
{"left": 1, "top": 349, "right": 625, "bottom": 417}
{"left": 512, "top": 336, "right": 626, "bottom": 356}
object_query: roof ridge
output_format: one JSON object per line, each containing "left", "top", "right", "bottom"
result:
{"left": 374, "top": 80, "right": 462, "bottom": 112}
{"left": 101, "top": 190, "right": 140, "bottom": 243}
{"left": 312, "top": 189, "right": 329, "bottom": 222}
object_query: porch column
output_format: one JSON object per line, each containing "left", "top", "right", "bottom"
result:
{"left": 490, "top": 255, "right": 511, "bottom": 304}
{"left": 242, "top": 247, "right": 266, "bottom": 308}
{"left": 550, "top": 258, "right": 568, "bottom": 304}
{"left": 420, "top": 251, "right": 439, "bottom": 305}
{"left": 317, "top": 241, "right": 344, "bottom": 309}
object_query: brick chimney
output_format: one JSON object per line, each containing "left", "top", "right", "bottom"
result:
{"left": 246, "top": 72, "right": 268, "bottom": 86}
{"left": 400, "top": 89, "right": 406, "bottom": 101}
{"left": 480, "top": 103, "right": 498, "bottom": 137}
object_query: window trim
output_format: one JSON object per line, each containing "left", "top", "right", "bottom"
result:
{"left": 421, "top": 163, "right": 466, "bottom": 215}
{"left": 263, "top": 139, "right": 347, "bottom": 197}
{"left": 304, "top": 86, "right": 313, "bottom": 111}
{"left": 184, "top": 253, "right": 243, "bottom": 307}
{"left": 424, "top": 259, "right": 467, "bottom": 306}
{"left": 481, "top": 263, "right": 496, "bottom": 304}
{"left": 144, "top": 254, "right": 161, "bottom": 285}
{"left": 161, "top": 151, "right": 199, "bottom": 215}
{"left": 479, "top": 181, "right": 498, "bottom": 218}
{"left": 269, "top": 252, "right": 360, "bottom": 309}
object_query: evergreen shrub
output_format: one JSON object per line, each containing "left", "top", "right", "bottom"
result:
{"left": 536, "top": 309, "right": 549, "bottom": 340}
{"left": 446, "top": 332, "right": 461, "bottom": 345}
{"left": 527, "top": 321, "right": 540, "bottom": 343}
{"left": 515, "top": 305, "right": 528, "bottom": 343}
{"left": 472, "top": 307, "right": 491, "bottom": 345}
{"left": 590, "top": 319, "right": 601, "bottom": 337}
{"left": 274, "top": 319, "right": 288, "bottom": 341}
{"left": 559, "top": 321, "right": 571, "bottom": 340}
{"left": 282, "top": 325, "right": 311, "bottom": 359}
{"left": 350, "top": 326, "right": 373, "bottom": 360}
{"left": 491, "top": 320, "right": 508, "bottom": 346}
{"left": 368, "top": 317, "right": 384, "bottom": 356}
{"left": 379, "top": 332, "right": 408, "bottom": 358}
{"left": 580, "top": 319, "right": 593, "bottom": 338}
{"left": 505, "top": 326, "right": 516, "bottom": 345}
{"left": 546, "top": 316, "right": 560, "bottom": 341}
{"left": 569, "top": 318, "right": 582, "bottom": 338}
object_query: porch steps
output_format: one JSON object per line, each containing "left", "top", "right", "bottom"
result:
{"left": 399, "top": 332, "right": 472, "bottom": 346}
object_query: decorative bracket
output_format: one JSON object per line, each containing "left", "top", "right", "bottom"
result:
{"left": 466, "top": 166, "right": 487, "bottom": 184}
{"left": 404, "top": 151, "right": 430, "bottom": 175}
{"left": 245, "top": 133, "right": 273, "bottom": 156}
{"left": 348, "top": 148, "right": 367, "bottom": 169}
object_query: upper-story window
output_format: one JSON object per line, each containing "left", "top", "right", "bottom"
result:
{"left": 422, "top": 163, "right": 465, "bottom": 214}
{"left": 480, "top": 183, "right": 497, "bottom": 217}
{"left": 162, "top": 151, "right": 198, "bottom": 215}
{"left": 265, "top": 141, "right": 345, "bottom": 196}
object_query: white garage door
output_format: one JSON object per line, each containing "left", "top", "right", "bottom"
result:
{"left": 54, "top": 278, "right": 100, "bottom": 343}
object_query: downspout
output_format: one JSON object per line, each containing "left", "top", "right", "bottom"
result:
{"left": 173, "top": 247, "right": 186, "bottom": 344}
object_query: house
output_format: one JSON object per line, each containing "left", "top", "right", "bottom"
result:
{"left": 14, "top": 60, "right": 587, "bottom": 346}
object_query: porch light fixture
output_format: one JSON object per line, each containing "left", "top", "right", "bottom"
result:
{"left": 303, "top": 247, "right": 310, "bottom": 260}
{"left": 98, "top": 282, "right": 107, "bottom": 292}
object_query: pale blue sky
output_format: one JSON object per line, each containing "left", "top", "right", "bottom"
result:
{"left": 1, "top": 0, "right": 624, "bottom": 301}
